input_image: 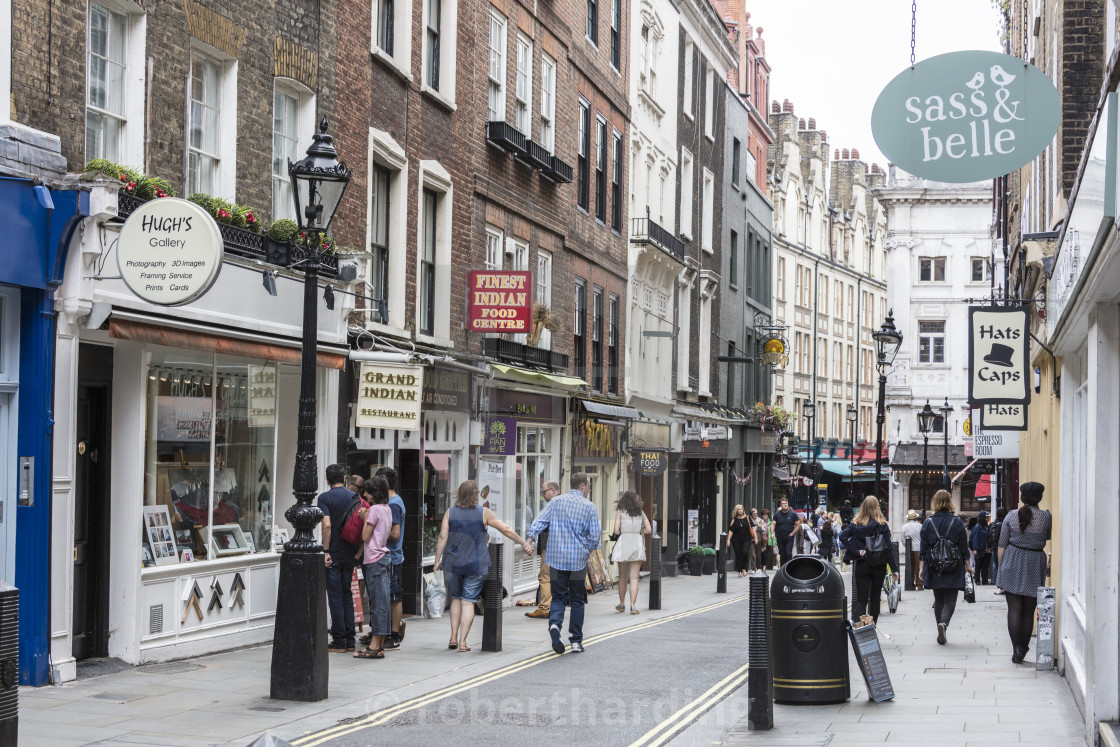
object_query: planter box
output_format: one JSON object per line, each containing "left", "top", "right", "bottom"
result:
{"left": 542, "top": 155, "right": 574, "bottom": 184}
{"left": 266, "top": 238, "right": 292, "bottom": 267}
{"left": 525, "top": 140, "right": 553, "bottom": 170}
{"left": 687, "top": 555, "right": 704, "bottom": 577}
{"left": 486, "top": 120, "right": 527, "bottom": 154}
{"left": 702, "top": 555, "right": 716, "bottom": 575}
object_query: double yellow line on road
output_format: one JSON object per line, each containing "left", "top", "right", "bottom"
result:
{"left": 628, "top": 661, "right": 751, "bottom": 747}
{"left": 292, "top": 593, "right": 749, "bottom": 746}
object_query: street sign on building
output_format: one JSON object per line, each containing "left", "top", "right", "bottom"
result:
{"left": 871, "top": 50, "right": 1061, "bottom": 183}
{"left": 355, "top": 362, "right": 424, "bottom": 431}
{"left": 467, "top": 270, "right": 532, "bottom": 332}
{"left": 117, "top": 198, "right": 224, "bottom": 306}
{"left": 968, "top": 306, "right": 1031, "bottom": 405}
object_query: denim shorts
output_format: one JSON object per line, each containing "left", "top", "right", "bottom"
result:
{"left": 444, "top": 571, "right": 487, "bottom": 602}
{"left": 362, "top": 556, "right": 392, "bottom": 636}
{"left": 390, "top": 562, "right": 403, "bottom": 602}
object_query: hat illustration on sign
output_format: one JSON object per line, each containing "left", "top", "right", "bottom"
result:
{"left": 984, "top": 343, "right": 1015, "bottom": 367}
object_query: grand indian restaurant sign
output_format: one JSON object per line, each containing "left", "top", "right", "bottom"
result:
{"left": 872, "top": 50, "right": 1060, "bottom": 183}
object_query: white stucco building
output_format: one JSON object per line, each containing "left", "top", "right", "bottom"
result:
{"left": 876, "top": 167, "right": 995, "bottom": 531}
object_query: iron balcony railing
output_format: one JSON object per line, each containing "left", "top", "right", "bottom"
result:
{"left": 630, "top": 216, "right": 685, "bottom": 261}
{"left": 482, "top": 337, "right": 569, "bottom": 372}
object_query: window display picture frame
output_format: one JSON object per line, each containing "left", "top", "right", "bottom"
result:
{"left": 202, "top": 523, "right": 251, "bottom": 558}
{"left": 143, "top": 505, "right": 179, "bottom": 566}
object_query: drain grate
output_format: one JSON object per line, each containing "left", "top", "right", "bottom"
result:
{"left": 135, "top": 661, "right": 205, "bottom": 675}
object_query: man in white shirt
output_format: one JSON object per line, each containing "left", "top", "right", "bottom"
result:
{"left": 901, "top": 509, "right": 924, "bottom": 590}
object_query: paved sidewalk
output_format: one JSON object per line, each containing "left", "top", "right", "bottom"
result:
{"left": 18, "top": 572, "right": 742, "bottom": 747}
{"left": 717, "top": 581, "right": 1087, "bottom": 746}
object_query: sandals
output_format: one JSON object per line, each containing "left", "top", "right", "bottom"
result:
{"left": 449, "top": 639, "right": 459, "bottom": 650}
{"left": 354, "top": 647, "right": 384, "bottom": 659}
{"left": 615, "top": 604, "right": 626, "bottom": 612}
{"left": 458, "top": 643, "right": 471, "bottom": 652}
{"left": 630, "top": 609, "right": 640, "bottom": 615}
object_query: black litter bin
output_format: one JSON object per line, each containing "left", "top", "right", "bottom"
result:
{"left": 770, "top": 556, "right": 849, "bottom": 704}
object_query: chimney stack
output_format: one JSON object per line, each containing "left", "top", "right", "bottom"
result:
{"left": 807, "top": 117, "right": 816, "bottom": 130}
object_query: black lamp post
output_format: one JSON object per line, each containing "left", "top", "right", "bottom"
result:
{"left": 802, "top": 401, "right": 816, "bottom": 511}
{"left": 872, "top": 310, "right": 903, "bottom": 501}
{"left": 846, "top": 405, "right": 857, "bottom": 504}
{"left": 939, "top": 397, "right": 953, "bottom": 491}
{"left": 917, "top": 400, "right": 937, "bottom": 519}
{"left": 270, "top": 118, "right": 351, "bottom": 702}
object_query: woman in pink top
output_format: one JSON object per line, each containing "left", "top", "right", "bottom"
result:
{"left": 356, "top": 476, "right": 395, "bottom": 659}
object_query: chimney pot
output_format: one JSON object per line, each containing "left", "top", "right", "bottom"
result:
{"left": 782, "top": 99, "right": 794, "bottom": 114}
{"left": 871, "top": 163, "right": 880, "bottom": 174}
{"left": 771, "top": 100, "right": 780, "bottom": 113}
{"left": 842, "top": 148, "right": 850, "bottom": 159}
{"left": 834, "top": 149, "right": 840, "bottom": 159}
{"left": 808, "top": 117, "right": 816, "bottom": 129}
{"left": 798, "top": 118, "right": 806, "bottom": 130}
{"left": 820, "top": 130, "right": 827, "bottom": 142}
{"left": 851, "top": 148, "right": 860, "bottom": 159}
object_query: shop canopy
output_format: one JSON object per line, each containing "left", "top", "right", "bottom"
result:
{"left": 489, "top": 363, "right": 587, "bottom": 390}
{"left": 579, "top": 399, "right": 640, "bottom": 419}
{"left": 809, "top": 457, "right": 877, "bottom": 480}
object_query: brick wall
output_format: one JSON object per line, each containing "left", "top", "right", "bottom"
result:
{"left": 10, "top": 0, "right": 336, "bottom": 218}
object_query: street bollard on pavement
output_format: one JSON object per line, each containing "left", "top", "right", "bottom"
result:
{"left": 482, "top": 543, "right": 504, "bottom": 652}
{"left": 716, "top": 532, "right": 727, "bottom": 593}
{"left": 904, "top": 537, "right": 914, "bottom": 591}
{"left": 1037, "top": 586, "right": 1056, "bottom": 670}
{"left": 747, "top": 570, "right": 773, "bottom": 730}
{"left": 648, "top": 532, "right": 662, "bottom": 610}
{"left": 0, "top": 581, "right": 18, "bottom": 745}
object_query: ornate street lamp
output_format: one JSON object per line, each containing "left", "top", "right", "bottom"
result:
{"left": 939, "top": 397, "right": 953, "bottom": 493}
{"left": 270, "top": 118, "right": 351, "bottom": 702}
{"left": 872, "top": 310, "right": 903, "bottom": 500}
{"left": 917, "top": 400, "right": 937, "bottom": 519}
{"left": 847, "top": 405, "right": 857, "bottom": 504}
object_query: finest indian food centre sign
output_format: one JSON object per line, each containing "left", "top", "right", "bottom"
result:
{"left": 872, "top": 50, "right": 1060, "bottom": 183}
{"left": 467, "top": 270, "right": 532, "bottom": 333}
{"left": 117, "top": 198, "right": 224, "bottom": 306}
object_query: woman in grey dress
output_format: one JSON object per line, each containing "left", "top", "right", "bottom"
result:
{"left": 996, "top": 482, "right": 1052, "bottom": 664}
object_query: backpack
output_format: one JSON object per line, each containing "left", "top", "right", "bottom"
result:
{"left": 339, "top": 495, "right": 369, "bottom": 546}
{"left": 926, "top": 517, "right": 963, "bottom": 575}
{"left": 987, "top": 521, "right": 1001, "bottom": 553}
{"left": 864, "top": 529, "right": 890, "bottom": 567}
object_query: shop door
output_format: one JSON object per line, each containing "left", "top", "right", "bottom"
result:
{"left": 73, "top": 346, "right": 112, "bottom": 661}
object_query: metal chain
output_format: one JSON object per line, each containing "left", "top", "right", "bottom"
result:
{"left": 910, "top": 0, "right": 917, "bottom": 67}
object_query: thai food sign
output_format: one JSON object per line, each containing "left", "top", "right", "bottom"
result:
{"left": 872, "top": 50, "right": 1060, "bottom": 182}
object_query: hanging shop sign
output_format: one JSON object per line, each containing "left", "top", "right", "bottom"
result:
{"left": 422, "top": 366, "right": 472, "bottom": 413}
{"left": 247, "top": 364, "right": 277, "bottom": 428}
{"left": 971, "top": 411, "right": 1021, "bottom": 459}
{"left": 118, "top": 197, "right": 224, "bottom": 306}
{"left": 481, "top": 416, "right": 516, "bottom": 456}
{"left": 356, "top": 362, "right": 424, "bottom": 431}
{"left": 979, "top": 402, "right": 1027, "bottom": 431}
{"left": 871, "top": 50, "right": 1060, "bottom": 183}
{"left": 967, "top": 306, "right": 1031, "bottom": 405}
{"left": 632, "top": 449, "right": 668, "bottom": 477}
{"left": 467, "top": 270, "right": 533, "bottom": 332}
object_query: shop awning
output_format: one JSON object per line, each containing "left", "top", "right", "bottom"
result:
{"left": 805, "top": 457, "right": 877, "bottom": 480}
{"left": 109, "top": 318, "right": 347, "bottom": 369}
{"left": 489, "top": 363, "right": 587, "bottom": 390}
{"left": 579, "top": 400, "right": 640, "bottom": 419}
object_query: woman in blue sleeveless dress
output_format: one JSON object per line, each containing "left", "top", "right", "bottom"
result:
{"left": 434, "top": 480, "right": 533, "bottom": 651}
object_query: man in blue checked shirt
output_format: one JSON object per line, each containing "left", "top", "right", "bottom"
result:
{"left": 527, "top": 472, "right": 601, "bottom": 654}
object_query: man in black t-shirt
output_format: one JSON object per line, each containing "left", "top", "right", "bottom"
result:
{"left": 839, "top": 500, "right": 854, "bottom": 526}
{"left": 318, "top": 463, "right": 360, "bottom": 653}
{"left": 772, "top": 498, "right": 801, "bottom": 566}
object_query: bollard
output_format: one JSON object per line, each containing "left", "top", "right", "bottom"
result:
{"left": 1036, "top": 586, "right": 1056, "bottom": 670}
{"left": 0, "top": 581, "right": 17, "bottom": 745}
{"left": 716, "top": 532, "right": 727, "bottom": 593}
{"left": 482, "top": 543, "right": 504, "bottom": 652}
{"left": 904, "top": 537, "right": 914, "bottom": 591}
{"left": 648, "top": 532, "right": 662, "bottom": 610}
{"left": 662, "top": 532, "right": 679, "bottom": 578}
{"left": 747, "top": 571, "right": 773, "bottom": 730}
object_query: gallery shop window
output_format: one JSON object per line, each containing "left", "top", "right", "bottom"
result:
{"left": 143, "top": 348, "right": 278, "bottom": 567}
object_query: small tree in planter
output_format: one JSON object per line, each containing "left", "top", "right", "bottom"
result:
{"left": 266, "top": 219, "right": 299, "bottom": 266}
{"left": 687, "top": 546, "right": 705, "bottom": 576}
{"left": 702, "top": 546, "right": 717, "bottom": 574}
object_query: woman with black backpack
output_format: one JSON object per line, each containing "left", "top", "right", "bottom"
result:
{"left": 920, "top": 489, "right": 973, "bottom": 645}
{"left": 840, "top": 496, "right": 900, "bottom": 623}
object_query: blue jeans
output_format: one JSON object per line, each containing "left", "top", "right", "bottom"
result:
{"left": 549, "top": 568, "right": 588, "bottom": 643}
{"left": 363, "top": 556, "right": 392, "bottom": 636}
{"left": 325, "top": 561, "right": 356, "bottom": 646}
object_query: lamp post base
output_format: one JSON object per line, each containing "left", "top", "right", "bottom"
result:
{"left": 270, "top": 551, "right": 329, "bottom": 702}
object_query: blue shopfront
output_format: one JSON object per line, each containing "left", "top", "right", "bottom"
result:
{"left": 0, "top": 177, "right": 88, "bottom": 685}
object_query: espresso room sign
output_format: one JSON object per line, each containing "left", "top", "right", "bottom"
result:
{"left": 118, "top": 198, "right": 224, "bottom": 306}
{"left": 872, "top": 50, "right": 1060, "bottom": 183}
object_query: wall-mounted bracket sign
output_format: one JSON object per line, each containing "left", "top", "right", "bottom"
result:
{"left": 467, "top": 270, "right": 532, "bottom": 332}
{"left": 355, "top": 362, "right": 424, "bottom": 431}
{"left": 872, "top": 50, "right": 1060, "bottom": 183}
{"left": 968, "top": 306, "right": 1031, "bottom": 405}
{"left": 117, "top": 197, "right": 224, "bottom": 305}
{"left": 632, "top": 449, "right": 668, "bottom": 477}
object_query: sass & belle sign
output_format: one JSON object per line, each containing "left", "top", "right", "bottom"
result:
{"left": 967, "top": 306, "right": 1031, "bottom": 405}
{"left": 871, "top": 51, "right": 1060, "bottom": 183}
{"left": 118, "top": 198, "right": 224, "bottom": 306}
{"left": 356, "top": 362, "right": 424, "bottom": 431}
{"left": 467, "top": 271, "right": 532, "bottom": 332}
